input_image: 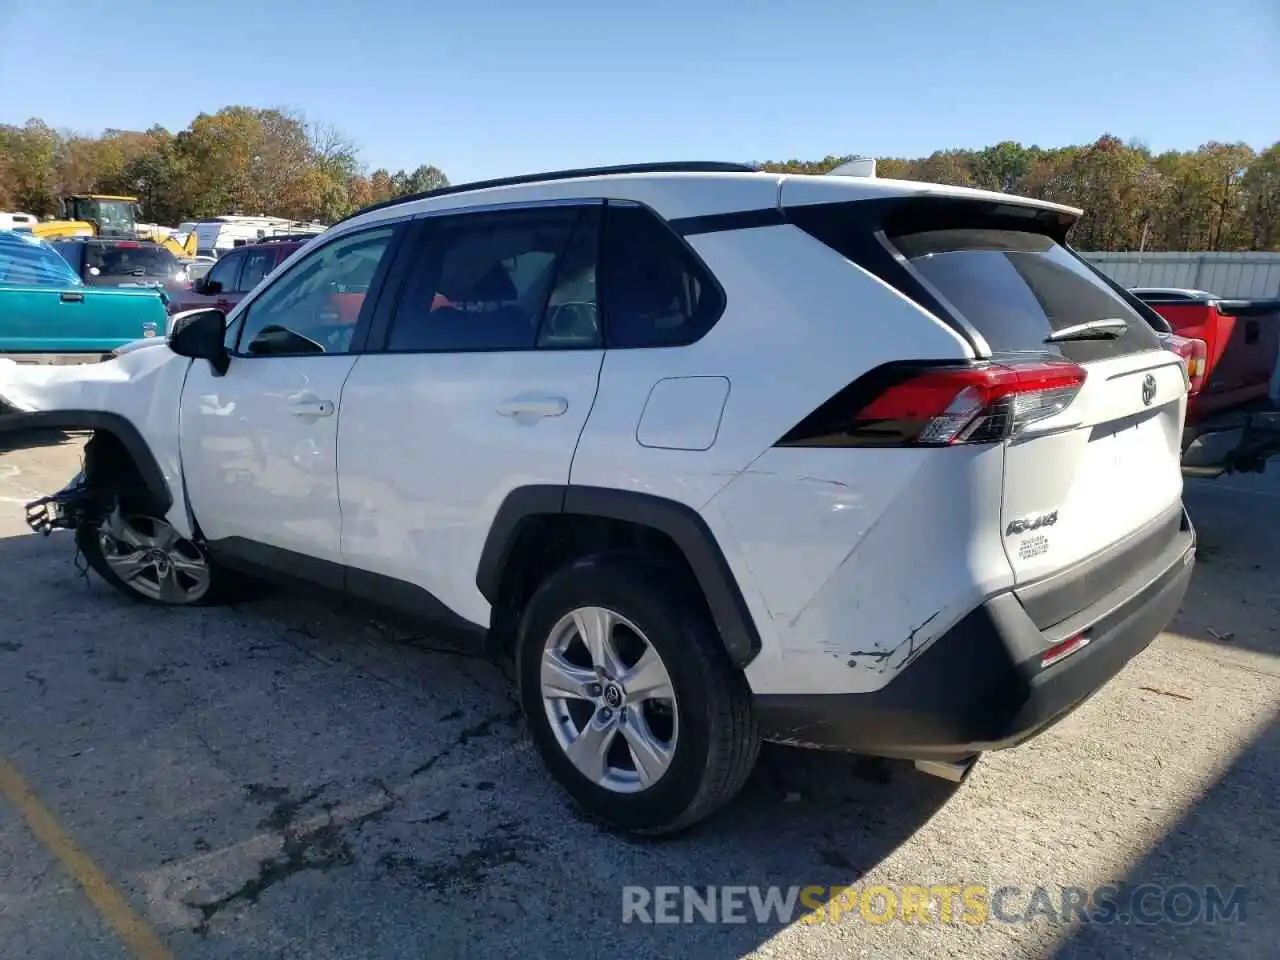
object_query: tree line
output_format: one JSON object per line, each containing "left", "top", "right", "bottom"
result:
{"left": 2, "top": 110, "right": 1276, "bottom": 251}
{"left": 761, "top": 135, "right": 1280, "bottom": 252}
{"left": 0, "top": 106, "right": 449, "bottom": 227}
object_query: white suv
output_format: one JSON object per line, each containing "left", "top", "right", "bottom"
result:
{"left": 1, "top": 162, "right": 1196, "bottom": 835}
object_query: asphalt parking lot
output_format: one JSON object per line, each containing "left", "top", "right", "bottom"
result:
{"left": 1, "top": 435, "right": 1277, "bottom": 960}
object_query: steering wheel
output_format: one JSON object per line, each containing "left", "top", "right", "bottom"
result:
{"left": 545, "top": 301, "right": 599, "bottom": 341}
{"left": 247, "top": 324, "right": 327, "bottom": 356}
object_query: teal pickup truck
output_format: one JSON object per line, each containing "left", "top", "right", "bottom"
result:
{"left": 0, "top": 230, "right": 167, "bottom": 362}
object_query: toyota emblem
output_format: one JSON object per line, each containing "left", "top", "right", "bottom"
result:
{"left": 1141, "top": 373, "right": 1157, "bottom": 407}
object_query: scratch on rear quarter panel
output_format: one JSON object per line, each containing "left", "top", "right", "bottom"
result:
{"left": 842, "top": 610, "right": 942, "bottom": 672}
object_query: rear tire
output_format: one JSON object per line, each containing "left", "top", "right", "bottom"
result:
{"left": 76, "top": 509, "right": 236, "bottom": 607}
{"left": 516, "top": 550, "right": 760, "bottom": 836}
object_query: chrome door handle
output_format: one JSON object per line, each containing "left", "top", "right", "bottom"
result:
{"left": 496, "top": 395, "right": 568, "bottom": 419}
{"left": 289, "top": 400, "right": 334, "bottom": 418}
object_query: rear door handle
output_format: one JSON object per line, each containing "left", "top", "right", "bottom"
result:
{"left": 496, "top": 395, "right": 568, "bottom": 419}
{"left": 288, "top": 399, "right": 335, "bottom": 418}
{"left": 59, "top": 292, "right": 84, "bottom": 303}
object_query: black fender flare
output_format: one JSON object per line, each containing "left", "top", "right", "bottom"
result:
{"left": 476, "top": 484, "right": 762, "bottom": 667}
{"left": 0, "top": 408, "right": 172, "bottom": 515}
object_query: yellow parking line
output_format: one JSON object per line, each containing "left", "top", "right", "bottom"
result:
{"left": 0, "top": 755, "right": 174, "bottom": 960}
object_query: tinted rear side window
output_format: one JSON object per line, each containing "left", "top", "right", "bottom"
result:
{"left": 386, "top": 207, "right": 583, "bottom": 353}
{"left": 601, "top": 204, "right": 724, "bottom": 348}
{"left": 892, "top": 229, "right": 1162, "bottom": 363}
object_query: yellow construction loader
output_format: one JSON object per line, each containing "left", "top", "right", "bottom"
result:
{"left": 30, "top": 195, "right": 197, "bottom": 257}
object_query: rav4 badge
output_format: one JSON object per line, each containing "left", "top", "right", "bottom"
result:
{"left": 1006, "top": 510, "right": 1059, "bottom": 537}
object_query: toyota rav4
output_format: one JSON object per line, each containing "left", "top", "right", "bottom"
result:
{"left": 0, "top": 161, "right": 1196, "bottom": 835}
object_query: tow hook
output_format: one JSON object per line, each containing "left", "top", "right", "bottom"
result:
{"left": 914, "top": 755, "right": 980, "bottom": 784}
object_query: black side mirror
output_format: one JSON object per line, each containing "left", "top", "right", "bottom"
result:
{"left": 198, "top": 278, "right": 222, "bottom": 295}
{"left": 169, "top": 309, "right": 230, "bottom": 376}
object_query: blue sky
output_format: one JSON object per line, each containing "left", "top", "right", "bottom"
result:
{"left": 1, "top": 0, "right": 1276, "bottom": 184}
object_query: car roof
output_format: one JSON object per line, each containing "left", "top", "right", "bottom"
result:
{"left": 335, "top": 160, "right": 1083, "bottom": 234}
{"left": 240, "top": 238, "right": 306, "bottom": 252}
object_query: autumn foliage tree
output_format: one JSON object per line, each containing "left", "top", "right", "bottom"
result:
{"left": 0, "top": 106, "right": 449, "bottom": 226}
{"left": 762, "top": 135, "right": 1280, "bottom": 252}
{"left": 1, "top": 113, "right": 1276, "bottom": 251}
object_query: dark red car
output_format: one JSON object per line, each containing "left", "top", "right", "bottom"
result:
{"left": 165, "top": 236, "right": 314, "bottom": 315}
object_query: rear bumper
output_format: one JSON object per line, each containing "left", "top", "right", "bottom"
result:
{"left": 754, "top": 509, "right": 1195, "bottom": 762}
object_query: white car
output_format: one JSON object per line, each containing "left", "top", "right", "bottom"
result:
{"left": 0, "top": 161, "right": 1196, "bottom": 835}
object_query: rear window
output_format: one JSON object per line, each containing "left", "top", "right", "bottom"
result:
{"left": 0, "top": 232, "right": 83, "bottom": 287}
{"left": 892, "top": 229, "right": 1162, "bottom": 363}
{"left": 89, "top": 244, "right": 178, "bottom": 279}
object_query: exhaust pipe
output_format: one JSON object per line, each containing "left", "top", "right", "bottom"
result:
{"left": 1182, "top": 465, "right": 1226, "bottom": 479}
{"left": 914, "top": 755, "right": 980, "bottom": 784}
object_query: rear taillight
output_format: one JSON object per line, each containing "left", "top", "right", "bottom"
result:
{"left": 1158, "top": 332, "right": 1207, "bottom": 396}
{"left": 779, "top": 360, "right": 1087, "bottom": 448}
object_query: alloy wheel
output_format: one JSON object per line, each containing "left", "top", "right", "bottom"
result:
{"left": 98, "top": 511, "right": 212, "bottom": 604}
{"left": 539, "top": 605, "right": 679, "bottom": 794}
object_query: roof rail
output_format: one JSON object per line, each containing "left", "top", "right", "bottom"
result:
{"left": 335, "top": 160, "right": 760, "bottom": 225}
{"left": 250, "top": 233, "right": 325, "bottom": 245}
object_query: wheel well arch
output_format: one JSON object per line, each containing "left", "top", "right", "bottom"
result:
{"left": 478, "top": 485, "right": 762, "bottom": 668}
{"left": 0, "top": 409, "right": 171, "bottom": 516}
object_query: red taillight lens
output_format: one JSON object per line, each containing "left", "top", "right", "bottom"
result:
{"left": 1158, "top": 332, "right": 1207, "bottom": 396}
{"left": 844, "top": 360, "right": 1087, "bottom": 446}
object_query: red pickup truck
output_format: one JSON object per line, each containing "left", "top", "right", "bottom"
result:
{"left": 1133, "top": 288, "right": 1280, "bottom": 478}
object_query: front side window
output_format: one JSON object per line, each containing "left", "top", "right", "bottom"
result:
{"left": 235, "top": 225, "right": 398, "bottom": 356}
{"left": 385, "top": 207, "right": 592, "bottom": 352}
{"left": 237, "top": 248, "right": 277, "bottom": 293}
{"left": 203, "top": 250, "right": 244, "bottom": 293}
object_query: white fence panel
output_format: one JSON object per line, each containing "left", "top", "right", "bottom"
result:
{"left": 1079, "top": 252, "right": 1280, "bottom": 299}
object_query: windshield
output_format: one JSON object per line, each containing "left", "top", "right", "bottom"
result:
{"left": 0, "top": 231, "right": 84, "bottom": 287}
{"left": 66, "top": 198, "right": 136, "bottom": 238}
{"left": 88, "top": 243, "right": 178, "bottom": 279}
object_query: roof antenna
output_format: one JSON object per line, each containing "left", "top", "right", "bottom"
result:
{"left": 826, "top": 156, "right": 877, "bottom": 178}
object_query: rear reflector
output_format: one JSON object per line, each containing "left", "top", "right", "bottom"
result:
{"left": 1040, "top": 632, "right": 1091, "bottom": 669}
{"left": 780, "top": 360, "right": 1087, "bottom": 448}
{"left": 114, "top": 241, "right": 142, "bottom": 248}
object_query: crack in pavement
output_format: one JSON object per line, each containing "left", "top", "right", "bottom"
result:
{"left": 376, "top": 820, "right": 543, "bottom": 896}
{"left": 409, "top": 708, "right": 522, "bottom": 778}
{"left": 140, "top": 733, "right": 533, "bottom": 934}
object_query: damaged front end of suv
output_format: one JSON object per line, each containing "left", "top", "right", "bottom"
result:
{"left": 0, "top": 347, "right": 188, "bottom": 542}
